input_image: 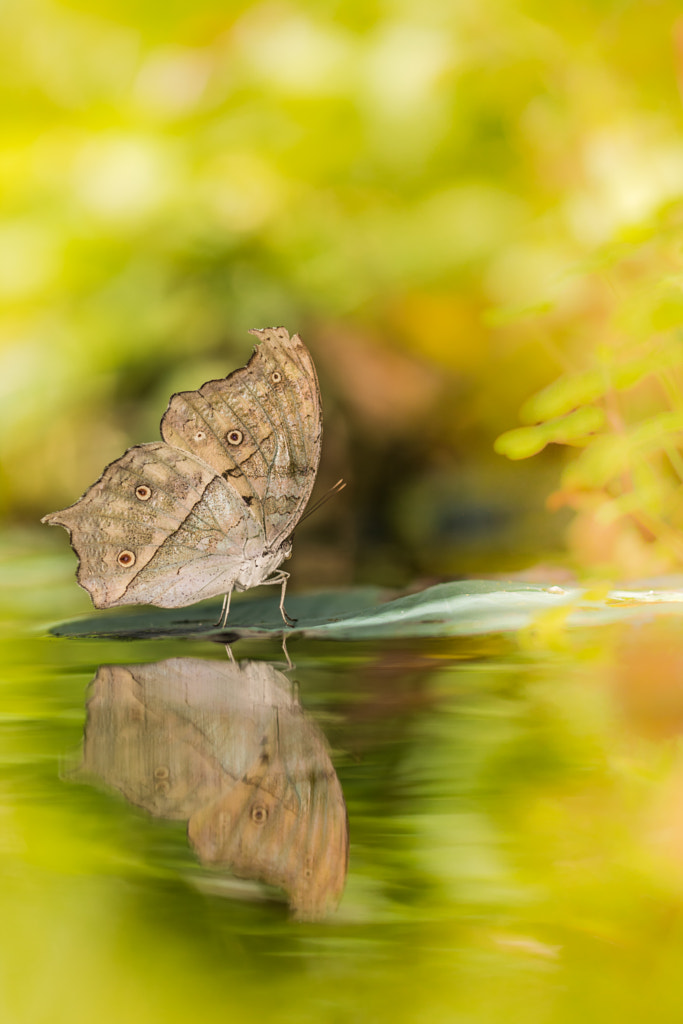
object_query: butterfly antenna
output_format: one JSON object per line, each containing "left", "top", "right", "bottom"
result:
{"left": 299, "top": 479, "right": 346, "bottom": 524}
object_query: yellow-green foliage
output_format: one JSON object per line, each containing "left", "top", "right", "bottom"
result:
{"left": 497, "top": 257, "right": 683, "bottom": 575}
{"left": 3, "top": 0, "right": 683, "bottom": 577}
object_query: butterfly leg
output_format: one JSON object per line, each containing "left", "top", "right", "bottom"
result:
{"left": 213, "top": 588, "right": 233, "bottom": 629}
{"left": 260, "top": 570, "right": 296, "bottom": 626}
{"left": 277, "top": 571, "right": 297, "bottom": 627}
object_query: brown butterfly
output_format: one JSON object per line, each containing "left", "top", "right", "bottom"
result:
{"left": 72, "top": 656, "right": 349, "bottom": 920}
{"left": 42, "top": 328, "right": 323, "bottom": 626}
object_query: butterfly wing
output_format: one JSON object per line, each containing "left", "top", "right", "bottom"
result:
{"left": 41, "top": 442, "right": 259, "bottom": 608}
{"left": 160, "top": 326, "right": 322, "bottom": 547}
{"left": 188, "top": 763, "right": 348, "bottom": 920}
{"left": 73, "top": 658, "right": 298, "bottom": 820}
{"left": 188, "top": 709, "right": 349, "bottom": 920}
{"left": 74, "top": 664, "right": 235, "bottom": 819}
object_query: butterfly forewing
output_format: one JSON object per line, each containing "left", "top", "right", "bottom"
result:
{"left": 160, "top": 327, "right": 322, "bottom": 546}
{"left": 188, "top": 698, "right": 348, "bottom": 919}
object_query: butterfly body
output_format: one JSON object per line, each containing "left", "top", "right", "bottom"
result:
{"left": 42, "top": 328, "right": 320, "bottom": 620}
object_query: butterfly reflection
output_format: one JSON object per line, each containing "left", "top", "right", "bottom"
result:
{"left": 72, "top": 656, "right": 348, "bottom": 920}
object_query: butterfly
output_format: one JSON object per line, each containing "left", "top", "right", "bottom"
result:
{"left": 74, "top": 656, "right": 349, "bottom": 919}
{"left": 42, "top": 327, "right": 324, "bottom": 626}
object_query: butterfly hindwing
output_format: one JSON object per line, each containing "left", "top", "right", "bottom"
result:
{"left": 42, "top": 442, "right": 219, "bottom": 607}
{"left": 75, "top": 664, "right": 235, "bottom": 819}
{"left": 121, "top": 476, "right": 266, "bottom": 607}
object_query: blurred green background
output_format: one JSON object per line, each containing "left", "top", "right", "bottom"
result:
{"left": 8, "top": 6, "right": 683, "bottom": 1024}
{"left": 7, "top": 0, "right": 683, "bottom": 584}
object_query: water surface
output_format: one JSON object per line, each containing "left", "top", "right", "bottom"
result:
{"left": 4, "top": 536, "right": 683, "bottom": 1023}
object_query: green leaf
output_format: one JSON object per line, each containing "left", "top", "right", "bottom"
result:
{"left": 495, "top": 406, "right": 605, "bottom": 460}
{"left": 520, "top": 370, "right": 608, "bottom": 423}
{"left": 561, "top": 412, "right": 683, "bottom": 490}
{"left": 47, "top": 579, "right": 683, "bottom": 641}
{"left": 520, "top": 342, "right": 683, "bottom": 423}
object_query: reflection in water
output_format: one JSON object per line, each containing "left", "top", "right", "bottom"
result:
{"left": 73, "top": 657, "right": 348, "bottom": 920}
